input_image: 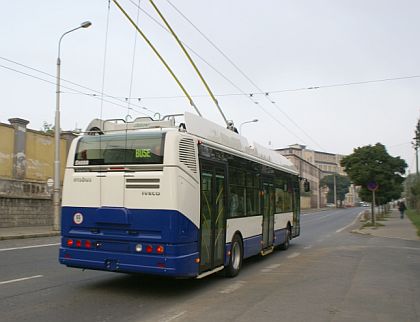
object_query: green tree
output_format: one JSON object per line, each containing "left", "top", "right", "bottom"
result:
{"left": 405, "top": 173, "right": 420, "bottom": 209}
{"left": 341, "top": 143, "right": 407, "bottom": 217}
{"left": 320, "top": 174, "right": 351, "bottom": 205}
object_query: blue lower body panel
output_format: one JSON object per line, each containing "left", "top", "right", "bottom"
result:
{"left": 223, "top": 228, "right": 290, "bottom": 265}
{"left": 59, "top": 246, "right": 199, "bottom": 277}
{"left": 60, "top": 206, "right": 200, "bottom": 277}
{"left": 274, "top": 228, "right": 288, "bottom": 247}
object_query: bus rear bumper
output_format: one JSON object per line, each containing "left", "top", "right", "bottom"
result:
{"left": 59, "top": 248, "right": 199, "bottom": 278}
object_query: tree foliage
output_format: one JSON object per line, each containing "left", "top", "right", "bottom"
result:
{"left": 320, "top": 174, "right": 351, "bottom": 204}
{"left": 340, "top": 143, "right": 407, "bottom": 204}
{"left": 405, "top": 174, "right": 420, "bottom": 209}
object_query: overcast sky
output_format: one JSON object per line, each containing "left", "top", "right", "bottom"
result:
{"left": 1, "top": 0, "right": 419, "bottom": 173}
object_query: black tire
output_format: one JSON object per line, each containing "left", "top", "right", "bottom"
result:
{"left": 225, "top": 234, "right": 243, "bottom": 277}
{"left": 279, "top": 227, "right": 290, "bottom": 251}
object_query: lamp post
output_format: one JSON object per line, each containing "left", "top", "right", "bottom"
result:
{"left": 239, "top": 118, "right": 258, "bottom": 135}
{"left": 53, "top": 21, "right": 92, "bottom": 231}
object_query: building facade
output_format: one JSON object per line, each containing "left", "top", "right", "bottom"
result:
{"left": 274, "top": 147, "right": 326, "bottom": 209}
{"left": 276, "top": 144, "right": 358, "bottom": 208}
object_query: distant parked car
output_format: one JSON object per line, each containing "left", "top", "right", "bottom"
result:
{"left": 362, "top": 202, "right": 370, "bottom": 207}
{"left": 326, "top": 203, "right": 335, "bottom": 208}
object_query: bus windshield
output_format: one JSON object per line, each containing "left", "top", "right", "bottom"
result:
{"left": 74, "top": 132, "right": 165, "bottom": 166}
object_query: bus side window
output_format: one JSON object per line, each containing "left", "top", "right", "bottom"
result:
{"left": 230, "top": 192, "right": 239, "bottom": 217}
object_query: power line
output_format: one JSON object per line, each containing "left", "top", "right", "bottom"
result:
{"left": 111, "top": 74, "right": 420, "bottom": 100}
{"left": 0, "top": 56, "right": 158, "bottom": 116}
{"left": 164, "top": 1, "right": 323, "bottom": 148}
{"left": 164, "top": 1, "right": 420, "bottom": 150}
{"left": 0, "top": 63, "right": 154, "bottom": 118}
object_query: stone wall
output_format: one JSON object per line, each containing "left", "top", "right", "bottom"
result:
{"left": 0, "top": 196, "right": 53, "bottom": 228}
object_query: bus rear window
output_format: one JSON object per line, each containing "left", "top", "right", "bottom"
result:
{"left": 74, "top": 133, "right": 165, "bottom": 165}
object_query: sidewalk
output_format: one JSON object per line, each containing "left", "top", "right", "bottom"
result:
{"left": 352, "top": 209, "right": 419, "bottom": 241}
{"left": 0, "top": 226, "right": 60, "bottom": 240}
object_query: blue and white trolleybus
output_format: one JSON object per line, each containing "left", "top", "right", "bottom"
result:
{"left": 59, "top": 112, "right": 301, "bottom": 278}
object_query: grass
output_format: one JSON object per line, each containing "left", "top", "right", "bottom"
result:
{"left": 359, "top": 210, "right": 389, "bottom": 227}
{"left": 406, "top": 209, "right": 420, "bottom": 237}
{"left": 361, "top": 221, "right": 385, "bottom": 229}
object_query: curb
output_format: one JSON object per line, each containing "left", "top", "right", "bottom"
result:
{"left": 0, "top": 232, "right": 60, "bottom": 241}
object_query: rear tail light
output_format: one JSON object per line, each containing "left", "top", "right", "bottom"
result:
{"left": 156, "top": 245, "right": 164, "bottom": 254}
{"left": 146, "top": 245, "right": 153, "bottom": 253}
{"left": 85, "top": 240, "right": 92, "bottom": 248}
{"left": 67, "top": 239, "right": 74, "bottom": 247}
{"left": 76, "top": 240, "right": 82, "bottom": 247}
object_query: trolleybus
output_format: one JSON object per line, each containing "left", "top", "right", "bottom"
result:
{"left": 59, "top": 112, "right": 302, "bottom": 278}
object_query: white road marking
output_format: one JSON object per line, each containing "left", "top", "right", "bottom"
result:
{"left": 261, "top": 263, "right": 282, "bottom": 273}
{"left": 336, "top": 211, "right": 364, "bottom": 233}
{"left": 303, "top": 212, "right": 339, "bottom": 223}
{"left": 287, "top": 252, "right": 301, "bottom": 259}
{"left": 266, "top": 263, "right": 282, "bottom": 270}
{"left": 303, "top": 245, "right": 313, "bottom": 249}
{"left": 0, "top": 275, "right": 43, "bottom": 285}
{"left": 0, "top": 243, "right": 60, "bottom": 252}
{"left": 219, "top": 281, "right": 245, "bottom": 294}
{"left": 160, "top": 311, "right": 187, "bottom": 322}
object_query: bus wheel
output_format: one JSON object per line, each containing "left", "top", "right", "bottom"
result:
{"left": 225, "top": 234, "right": 243, "bottom": 277}
{"left": 279, "top": 227, "right": 290, "bottom": 251}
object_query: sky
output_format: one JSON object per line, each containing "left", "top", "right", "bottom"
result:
{"left": 1, "top": 0, "right": 419, "bottom": 173}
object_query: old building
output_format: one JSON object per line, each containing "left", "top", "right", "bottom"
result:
{"left": 276, "top": 144, "right": 358, "bottom": 208}
{"left": 0, "top": 118, "right": 75, "bottom": 228}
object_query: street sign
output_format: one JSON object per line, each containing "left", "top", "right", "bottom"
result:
{"left": 47, "top": 178, "right": 54, "bottom": 188}
{"left": 367, "top": 182, "right": 378, "bottom": 191}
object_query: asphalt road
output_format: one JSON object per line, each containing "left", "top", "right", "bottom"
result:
{"left": 1, "top": 208, "right": 419, "bottom": 322}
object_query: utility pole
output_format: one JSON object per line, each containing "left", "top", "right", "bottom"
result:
{"left": 415, "top": 119, "right": 420, "bottom": 177}
{"left": 333, "top": 173, "right": 337, "bottom": 207}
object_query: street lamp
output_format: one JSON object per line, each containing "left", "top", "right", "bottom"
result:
{"left": 53, "top": 21, "right": 92, "bottom": 231}
{"left": 239, "top": 118, "right": 258, "bottom": 135}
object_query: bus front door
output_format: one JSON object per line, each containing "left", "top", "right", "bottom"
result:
{"left": 199, "top": 162, "right": 226, "bottom": 273}
{"left": 262, "top": 182, "right": 274, "bottom": 249}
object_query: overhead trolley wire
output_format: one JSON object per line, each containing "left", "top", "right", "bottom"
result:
{"left": 126, "top": 0, "right": 142, "bottom": 120}
{"left": 127, "top": 0, "right": 305, "bottom": 142}
{"left": 165, "top": 0, "right": 324, "bottom": 149}
{"left": 100, "top": 0, "right": 112, "bottom": 120}
{"left": 149, "top": 0, "right": 229, "bottom": 127}
{"left": 112, "top": 0, "right": 202, "bottom": 117}
{"left": 164, "top": 1, "right": 317, "bottom": 148}
{"left": 127, "top": 0, "right": 257, "bottom": 101}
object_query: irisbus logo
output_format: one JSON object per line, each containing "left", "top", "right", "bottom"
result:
{"left": 73, "top": 177, "right": 92, "bottom": 183}
{"left": 142, "top": 192, "right": 161, "bottom": 196}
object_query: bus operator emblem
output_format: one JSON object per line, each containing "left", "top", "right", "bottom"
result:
{"left": 73, "top": 212, "right": 84, "bottom": 225}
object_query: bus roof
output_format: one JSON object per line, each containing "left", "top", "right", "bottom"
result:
{"left": 184, "top": 112, "right": 298, "bottom": 175}
{"left": 84, "top": 112, "right": 298, "bottom": 175}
